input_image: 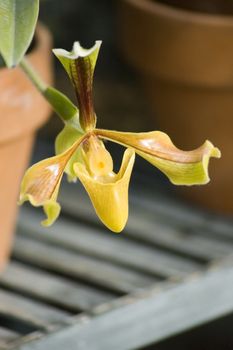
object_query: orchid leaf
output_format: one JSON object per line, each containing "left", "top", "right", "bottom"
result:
{"left": 96, "top": 129, "right": 221, "bottom": 186}
{"left": 0, "top": 0, "right": 39, "bottom": 67}
{"left": 44, "top": 87, "right": 80, "bottom": 125}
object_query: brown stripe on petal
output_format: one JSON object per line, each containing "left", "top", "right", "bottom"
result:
{"left": 25, "top": 160, "right": 66, "bottom": 203}
{"left": 70, "top": 57, "right": 96, "bottom": 131}
{"left": 20, "top": 134, "right": 88, "bottom": 205}
{"left": 53, "top": 42, "right": 101, "bottom": 131}
{"left": 96, "top": 129, "right": 220, "bottom": 164}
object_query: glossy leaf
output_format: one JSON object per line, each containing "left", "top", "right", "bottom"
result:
{"left": 0, "top": 0, "right": 39, "bottom": 67}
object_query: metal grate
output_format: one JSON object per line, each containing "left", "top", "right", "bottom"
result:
{"left": 0, "top": 177, "right": 233, "bottom": 350}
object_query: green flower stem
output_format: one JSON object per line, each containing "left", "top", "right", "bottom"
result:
{"left": 20, "top": 57, "right": 47, "bottom": 93}
{"left": 20, "top": 57, "right": 79, "bottom": 124}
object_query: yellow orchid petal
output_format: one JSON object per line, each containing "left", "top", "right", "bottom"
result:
{"left": 74, "top": 148, "right": 135, "bottom": 233}
{"left": 42, "top": 200, "right": 61, "bottom": 227}
{"left": 96, "top": 129, "right": 221, "bottom": 186}
{"left": 19, "top": 135, "right": 87, "bottom": 226}
{"left": 83, "top": 136, "right": 114, "bottom": 177}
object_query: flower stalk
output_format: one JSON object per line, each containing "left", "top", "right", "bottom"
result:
{"left": 20, "top": 57, "right": 47, "bottom": 93}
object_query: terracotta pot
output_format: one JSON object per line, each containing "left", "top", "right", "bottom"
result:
{"left": 0, "top": 24, "right": 53, "bottom": 270}
{"left": 117, "top": 0, "right": 233, "bottom": 215}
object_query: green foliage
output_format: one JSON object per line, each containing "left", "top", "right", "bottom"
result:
{"left": 0, "top": 0, "right": 39, "bottom": 67}
{"left": 44, "top": 87, "right": 79, "bottom": 123}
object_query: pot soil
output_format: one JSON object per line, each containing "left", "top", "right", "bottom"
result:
{"left": 118, "top": 0, "right": 233, "bottom": 215}
{"left": 0, "top": 24, "right": 53, "bottom": 270}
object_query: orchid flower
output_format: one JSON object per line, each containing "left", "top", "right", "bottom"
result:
{"left": 19, "top": 41, "right": 220, "bottom": 232}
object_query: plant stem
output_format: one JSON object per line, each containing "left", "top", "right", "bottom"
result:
{"left": 19, "top": 57, "right": 47, "bottom": 93}
{"left": 20, "top": 57, "right": 79, "bottom": 124}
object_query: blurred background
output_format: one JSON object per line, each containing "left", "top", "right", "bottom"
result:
{"left": 37, "top": 1, "right": 233, "bottom": 348}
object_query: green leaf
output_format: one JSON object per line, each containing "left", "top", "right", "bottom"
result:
{"left": 0, "top": 0, "right": 39, "bottom": 67}
{"left": 44, "top": 86, "right": 80, "bottom": 124}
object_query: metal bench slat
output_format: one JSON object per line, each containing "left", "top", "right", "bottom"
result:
{"left": 18, "top": 208, "right": 203, "bottom": 278}
{"left": 59, "top": 184, "right": 233, "bottom": 262}
{"left": 0, "top": 289, "right": 69, "bottom": 330}
{"left": 0, "top": 262, "right": 115, "bottom": 313}
{"left": 0, "top": 327, "right": 19, "bottom": 350}
{"left": 126, "top": 210, "right": 233, "bottom": 261}
{"left": 15, "top": 265, "right": 233, "bottom": 350}
{"left": 132, "top": 190, "right": 233, "bottom": 238}
{"left": 13, "top": 235, "right": 157, "bottom": 294}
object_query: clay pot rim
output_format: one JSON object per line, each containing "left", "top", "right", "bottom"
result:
{"left": 29, "top": 23, "right": 52, "bottom": 62}
{"left": 124, "top": 0, "right": 233, "bottom": 27}
{"left": 0, "top": 22, "right": 52, "bottom": 145}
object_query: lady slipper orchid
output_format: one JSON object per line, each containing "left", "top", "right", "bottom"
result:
{"left": 19, "top": 41, "right": 221, "bottom": 232}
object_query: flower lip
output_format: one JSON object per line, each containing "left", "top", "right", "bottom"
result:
{"left": 73, "top": 148, "right": 135, "bottom": 232}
